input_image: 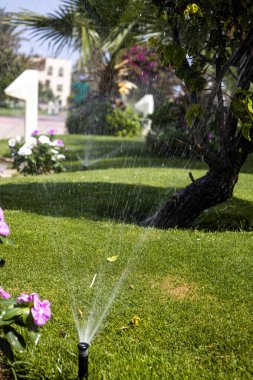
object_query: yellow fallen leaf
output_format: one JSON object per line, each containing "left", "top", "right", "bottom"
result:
{"left": 78, "top": 309, "right": 83, "bottom": 318}
{"left": 107, "top": 255, "right": 119, "bottom": 262}
{"left": 130, "top": 315, "right": 140, "bottom": 326}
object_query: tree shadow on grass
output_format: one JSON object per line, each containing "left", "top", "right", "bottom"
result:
{"left": 0, "top": 181, "right": 252, "bottom": 231}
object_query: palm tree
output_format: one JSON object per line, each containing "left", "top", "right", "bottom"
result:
{"left": 11, "top": 0, "right": 144, "bottom": 97}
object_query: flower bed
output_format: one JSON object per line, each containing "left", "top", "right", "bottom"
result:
{"left": 8, "top": 130, "right": 66, "bottom": 175}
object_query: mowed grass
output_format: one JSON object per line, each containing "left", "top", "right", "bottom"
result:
{"left": 0, "top": 135, "right": 253, "bottom": 379}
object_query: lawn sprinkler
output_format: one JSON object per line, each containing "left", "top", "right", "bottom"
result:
{"left": 0, "top": 258, "right": 5, "bottom": 267}
{"left": 78, "top": 342, "right": 89, "bottom": 379}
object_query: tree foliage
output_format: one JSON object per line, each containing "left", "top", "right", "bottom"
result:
{"left": 141, "top": 0, "right": 253, "bottom": 227}
{"left": 11, "top": 0, "right": 144, "bottom": 97}
{"left": 149, "top": 0, "right": 253, "bottom": 166}
{"left": 0, "top": 9, "right": 27, "bottom": 101}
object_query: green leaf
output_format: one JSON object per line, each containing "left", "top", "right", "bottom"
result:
{"left": 107, "top": 255, "right": 119, "bottom": 262}
{"left": 0, "top": 337, "right": 14, "bottom": 361}
{"left": 28, "top": 331, "right": 41, "bottom": 346}
{"left": 2, "top": 307, "right": 22, "bottom": 321}
{"left": 0, "top": 299, "right": 16, "bottom": 307}
{"left": 242, "top": 123, "right": 252, "bottom": 141}
{"left": 0, "top": 237, "right": 16, "bottom": 247}
{"left": 4, "top": 327, "right": 26, "bottom": 353}
{"left": 21, "top": 307, "right": 31, "bottom": 325}
{"left": 26, "top": 318, "right": 41, "bottom": 345}
{"left": 247, "top": 98, "right": 253, "bottom": 114}
{"left": 163, "top": 44, "right": 186, "bottom": 67}
{"left": 231, "top": 98, "right": 244, "bottom": 118}
{"left": 186, "top": 104, "right": 203, "bottom": 127}
{"left": 0, "top": 319, "right": 16, "bottom": 327}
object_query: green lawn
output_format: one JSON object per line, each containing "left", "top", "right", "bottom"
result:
{"left": 0, "top": 107, "right": 25, "bottom": 117}
{"left": 0, "top": 107, "right": 51, "bottom": 117}
{"left": 0, "top": 135, "right": 253, "bottom": 379}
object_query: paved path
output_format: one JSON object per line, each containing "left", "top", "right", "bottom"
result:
{"left": 0, "top": 114, "right": 67, "bottom": 139}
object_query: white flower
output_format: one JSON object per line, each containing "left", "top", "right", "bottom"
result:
{"left": 24, "top": 137, "right": 37, "bottom": 149}
{"left": 18, "top": 145, "right": 32, "bottom": 156}
{"left": 16, "top": 136, "right": 22, "bottom": 143}
{"left": 38, "top": 135, "right": 50, "bottom": 145}
{"left": 8, "top": 138, "right": 17, "bottom": 148}
{"left": 56, "top": 154, "right": 65, "bottom": 160}
{"left": 51, "top": 149, "right": 58, "bottom": 155}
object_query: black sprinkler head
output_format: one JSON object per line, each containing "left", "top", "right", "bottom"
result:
{"left": 78, "top": 342, "right": 89, "bottom": 379}
{"left": 0, "top": 258, "right": 5, "bottom": 267}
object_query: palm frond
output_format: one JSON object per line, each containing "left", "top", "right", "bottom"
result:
{"left": 11, "top": 7, "right": 77, "bottom": 54}
{"left": 102, "top": 22, "right": 137, "bottom": 59}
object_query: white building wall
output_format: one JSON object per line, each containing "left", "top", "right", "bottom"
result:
{"left": 38, "top": 57, "right": 72, "bottom": 108}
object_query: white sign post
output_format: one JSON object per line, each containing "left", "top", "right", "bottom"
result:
{"left": 135, "top": 94, "right": 154, "bottom": 137}
{"left": 4, "top": 70, "right": 38, "bottom": 140}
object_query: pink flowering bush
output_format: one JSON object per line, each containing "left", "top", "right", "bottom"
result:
{"left": 8, "top": 130, "right": 66, "bottom": 175}
{"left": 0, "top": 288, "right": 51, "bottom": 360}
{"left": 123, "top": 45, "right": 163, "bottom": 84}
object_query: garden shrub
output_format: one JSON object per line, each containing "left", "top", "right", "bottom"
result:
{"left": 146, "top": 99, "right": 191, "bottom": 157}
{"left": 106, "top": 105, "right": 142, "bottom": 137}
{"left": 8, "top": 131, "right": 66, "bottom": 175}
{"left": 66, "top": 96, "right": 112, "bottom": 135}
{"left": 67, "top": 96, "right": 142, "bottom": 137}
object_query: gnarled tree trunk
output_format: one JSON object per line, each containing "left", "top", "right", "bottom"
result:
{"left": 145, "top": 155, "right": 246, "bottom": 228}
{"left": 145, "top": 1, "right": 253, "bottom": 229}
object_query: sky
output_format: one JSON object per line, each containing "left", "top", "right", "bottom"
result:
{"left": 1, "top": 0, "right": 79, "bottom": 64}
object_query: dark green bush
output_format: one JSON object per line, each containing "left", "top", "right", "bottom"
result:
{"left": 146, "top": 99, "right": 191, "bottom": 157}
{"left": 66, "top": 96, "right": 112, "bottom": 135}
{"left": 66, "top": 97, "right": 142, "bottom": 137}
{"left": 106, "top": 106, "right": 142, "bottom": 137}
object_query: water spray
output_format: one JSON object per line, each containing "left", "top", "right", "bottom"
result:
{"left": 77, "top": 342, "right": 89, "bottom": 379}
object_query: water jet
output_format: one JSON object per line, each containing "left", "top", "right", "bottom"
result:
{"left": 78, "top": 342, "right": 89, "bottom": 379}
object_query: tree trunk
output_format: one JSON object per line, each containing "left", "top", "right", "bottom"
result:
{"left": 145, "top": 163, "right": 241, "bottom": 228}
{"left": 98, "top": 62, "right": 118, "bottom": 98}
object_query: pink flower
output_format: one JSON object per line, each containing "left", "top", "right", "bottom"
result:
{"left": 136, "top": 53, "right": 145, "bottom": 62}
{"left": 31, "top": 297, "right": 51, "bottom": 326}
{"left": 48, "top": 129, "right": 57, "bottom": 136}
{"left": 146, "top": 62, "right": 155, "bottom": 70}
{"left": 31, "top": 130, "right": 39, "bottom": 136}
{"left": 17, "top": 292, "right": 38, "bottom": 304}
{"left": 0, "top": 220, "right": 10, "bottom": 237}
{"left": 51, "top": 139, "right": 64, "bottom": 147}
{"left": 0, "top": 208, "right": 4, "bottom": 221}
{"left": 130, "top": 45, "right": 140, "bottom": 54}
{"left": 0, "top": 288, "right": 11, "bottom": 299}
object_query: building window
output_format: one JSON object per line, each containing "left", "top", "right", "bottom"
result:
{"left": 58, "top": 67, "right": 64, "bottom": 77}
{"left": 45, "top": 80, "right": 50, "bottom": 88}
{"left": 47, "top": 66, "right": 53, "bottom": 75}
{"left": 57, "top": 84, "right": 63, "bottom": 92}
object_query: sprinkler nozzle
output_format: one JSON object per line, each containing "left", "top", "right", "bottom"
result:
{"left": 78, "top": 342, "right": 89, "bottom": 379}
{"left": 0, "top": 258, "right": 5, "bottom": 267}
